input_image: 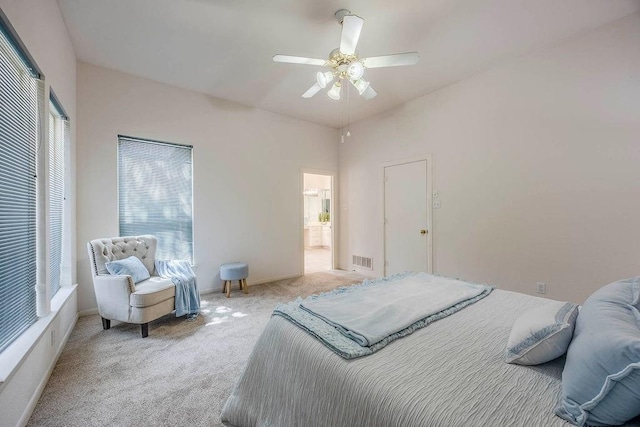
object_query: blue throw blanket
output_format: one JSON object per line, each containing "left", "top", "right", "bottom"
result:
{"left": 274, "top": 272, "right": 493, "bottom": 359}
{"left": 155, "top": 260, "right": 200, "bottom": 320}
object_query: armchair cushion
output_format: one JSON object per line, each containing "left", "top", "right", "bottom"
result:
{"left": 130, "top": 277, "right": 175, "bottom": 308}
{"left": 106, "top": 255, "right": 151, "bottom": 284}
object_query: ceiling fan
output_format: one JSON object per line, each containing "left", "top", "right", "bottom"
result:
{"left": 273, "top": 9, "right": 419, "bottom": 101}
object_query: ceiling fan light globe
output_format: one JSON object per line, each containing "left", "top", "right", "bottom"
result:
{"left": 347, "top": 61, "right": 365, "bottom": 80}
{"left": 352, "top": 78, "right": 370, "bottom": 95}
{"left": 327, "top": 82, "right": 342, "bottom": 100}
{"left": 316, "top": 71, "right": 334, "bottom": 88}
{"left": 362, "top": 85, "right": 377, "bottom": 100}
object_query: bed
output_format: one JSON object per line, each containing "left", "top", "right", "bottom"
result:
{"left": 221, "top": 274, "right": 640, "bottom": 427}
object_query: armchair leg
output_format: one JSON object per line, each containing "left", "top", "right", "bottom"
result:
{"left": 141, "top": 323, "right": 149, "bottom": 338}
{"left": 101, "top": 317, "right": 111, "bottom": 330}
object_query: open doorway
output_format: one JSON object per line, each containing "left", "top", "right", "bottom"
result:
{"left": 303, "top": 173, "right": 333, "bottom": 273}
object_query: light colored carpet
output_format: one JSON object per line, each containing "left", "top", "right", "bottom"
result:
{"left": 27, "top": 270, "right": 369, "bottom": 427}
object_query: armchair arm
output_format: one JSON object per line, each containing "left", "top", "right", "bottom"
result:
{"left": 92, "top": 274, "right": 135, "bottom": 321}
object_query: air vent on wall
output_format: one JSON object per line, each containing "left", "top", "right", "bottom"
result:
{"left": 352, "top": 255, "right": 373, "bottom": 270}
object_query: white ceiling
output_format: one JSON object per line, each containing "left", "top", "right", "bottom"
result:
{"left": 57, "top": 0, "right": 640, "bottom": 129}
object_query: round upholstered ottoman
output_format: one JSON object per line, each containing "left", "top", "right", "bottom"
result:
{"left": 220, "top": 262, "right": 249, "bottom": 298}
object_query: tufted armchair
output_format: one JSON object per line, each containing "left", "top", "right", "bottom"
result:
{"left": 87, "top": 235, "right": 175, "bottom": 337}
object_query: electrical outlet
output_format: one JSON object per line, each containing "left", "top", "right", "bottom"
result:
{"left": 536, "top": 282, "right": 546, "bottom": 294}
{"left": 433, "top": 190, "right": 439, "bottom": 198}
{"left": 433, "top": 200, "right": 441, "bottom": 209}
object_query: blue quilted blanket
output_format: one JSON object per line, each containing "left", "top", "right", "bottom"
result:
{"left": 274, "top": 272, "right": 492, "bottom": 359}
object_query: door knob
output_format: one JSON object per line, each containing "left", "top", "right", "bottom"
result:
{"left": 420, "top": 229, "right": 427, "bottom": 235}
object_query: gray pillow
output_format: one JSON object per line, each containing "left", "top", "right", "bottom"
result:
{"left": 555, "top": 277, "right": 640, "bottom": 426}
{"left": 505, "top": 301, "right": 578, "bottom": 365}
{"left": 105, "top": 255, "right": 150, "bottom": 284}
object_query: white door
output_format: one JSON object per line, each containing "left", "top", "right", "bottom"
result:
{"left": 384, "top": 160, "right": 429, "bottom": 275}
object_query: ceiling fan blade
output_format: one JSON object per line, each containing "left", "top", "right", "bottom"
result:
{"left": 362, "top": 52, "right": 419, "bottom": 69}
{"left": 361, "top": 85, "right": 377, "bottom": 100}
{"left": 273, "top": 55, "right": 327, "bottom": 66}
{"left": 302, "top": 83, "right": 322, "bottom": 98}
{"left": 339, "top": 14, "right": 364, "bottom": 55}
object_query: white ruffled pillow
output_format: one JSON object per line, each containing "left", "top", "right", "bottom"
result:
{"left": 505, "top": 301, "right": 579, "bottom": 365}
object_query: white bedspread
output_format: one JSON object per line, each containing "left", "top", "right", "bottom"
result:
{"left": 222, "top": 289, "right": 640, "bottom": 427}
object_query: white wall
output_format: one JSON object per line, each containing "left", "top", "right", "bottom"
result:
{"left": 0, "top": 0, "right": 78, "bottom": 425}
{"left": 76, "top": 63, "right": 338, "bottom": 312}
{"left": 339, "top": 12, "right": 640, "bottom": 304}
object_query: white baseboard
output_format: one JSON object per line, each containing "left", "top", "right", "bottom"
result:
{"left": 78, "top": 307, "right": 98, "bottom": 317}
{"left": 248, "top": 273, "right": 300, "bottom": 286}
{"left": 198, "top": 273, "right": 302, "bottom": 295}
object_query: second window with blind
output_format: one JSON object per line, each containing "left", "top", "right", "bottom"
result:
{"left": 48, "top": 96, "right": 69, "bottom": 297}
{"left": 117, "top": 136, "right": 194, "bottom": 263}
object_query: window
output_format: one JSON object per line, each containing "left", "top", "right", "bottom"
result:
{"left": 117, "top": 136, "right": 194, "bottom": 262}
{"left": 48, "top": 95, "right": 69, "bottom": 297}
{"left": 0, "top": 17, "right": 43, "bottom": 353}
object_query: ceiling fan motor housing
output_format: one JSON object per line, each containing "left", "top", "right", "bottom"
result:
{"left": 328, "top": 48, "right": 362, "bottom": 80}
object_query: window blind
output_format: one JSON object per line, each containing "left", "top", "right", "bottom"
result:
{"left": 118, "top": 136, "right": 194, "bottom": 262}
{"left": 48, "top": 100, "right": 68, "bottom": 297}
{"left": 0, "top": 21, "right": 42, "bottom": 353}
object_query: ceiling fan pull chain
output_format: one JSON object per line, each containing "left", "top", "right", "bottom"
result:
{"left": 347, "top": 83, "right": 351, "bottom": 138}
